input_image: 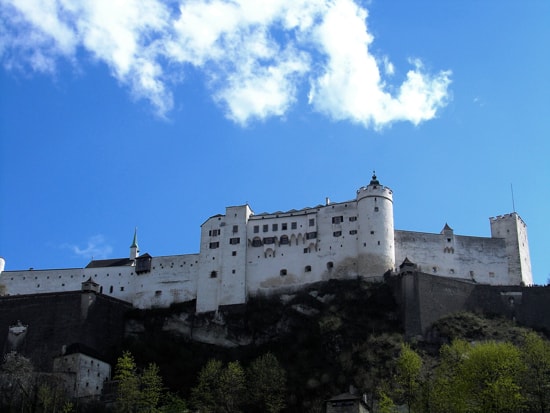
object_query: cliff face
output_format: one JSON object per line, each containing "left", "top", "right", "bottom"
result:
{"left": 123, "top": 279, "right": 403, "bottom": 410}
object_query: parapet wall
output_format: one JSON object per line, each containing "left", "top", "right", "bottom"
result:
{"left": 390, "top": 272, "right": 550, "bottom": 337}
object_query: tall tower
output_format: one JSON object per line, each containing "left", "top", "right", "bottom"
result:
{"left": 356, "top": 173, "right": 395, "bottom": 278}
{"left": 490, "top": 213, "right": 533, "bottom": 285}
{"left": 130, "top": 228, "right": 139, "bottom": 260}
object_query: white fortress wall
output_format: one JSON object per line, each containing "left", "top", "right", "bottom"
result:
{"left": 394, "top": 230, "right": 509, "bottom": 284}
{"left": 1, "top": 253, "right": 200, "bottom": 308}
{"left": 129, "top": 254, "right": 199, "bottom": 309}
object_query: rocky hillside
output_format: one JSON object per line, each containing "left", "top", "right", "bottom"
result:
{"left": 122, "top": 278, "right": 544, "bottom": 412}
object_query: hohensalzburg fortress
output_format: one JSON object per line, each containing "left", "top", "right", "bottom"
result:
{"left": 0, "top": 175, "right": 533, "bottom": 313}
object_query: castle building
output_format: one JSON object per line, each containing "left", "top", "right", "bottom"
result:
{"left": 0, "top": 175, "right": 533, "bottom": 313}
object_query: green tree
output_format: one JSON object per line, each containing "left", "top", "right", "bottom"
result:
{"left": 460, "top": 341, "right": 524, "bottom": 413}
{"left": 522, "top": 332, "right": 550, "bottom": 413}
{"left": 432, "top": 340, "right": 524, "bottom": 413}
{"left": 114, "top": 351, "right": 141, "bottom": 413}
{"left": 191, "top": 359, "right": 223, "bottom": 412}
{"left": 377, "top": 389, "right": 397, "bottom": 413}
{"left": 395, "top": 343, "right": 422, "bottom": 413}
{"left": 247, "top": 353, "right": 287, "bottom": 413}
{"left": 191, "top": 359, "right": 246, "bottom": 413}
{"left": 140, "top": 363, "right": 163, "bottom": 413}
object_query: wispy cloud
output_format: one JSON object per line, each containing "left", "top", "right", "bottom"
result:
{"left": 62, "top": 235, "right": 113, "bottom": 260}
{"left": 1, "top": 0, "right": 452, "bottom": 128}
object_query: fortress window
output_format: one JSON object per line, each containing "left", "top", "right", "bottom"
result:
{"left": 370, "top": 231, "right": 375, "bottom": 234}
{"left": 306, "top": 231, "right": 317, "bottom": 240}
{"left": 209, "top": 242, "right": 219, "bottom": 249}
{"left": 282, "top": 223, "right": 287, "bottom": 230}
{"left": 374, "top": 207, "right": 379, "bottom": 212}
{"left": 349, "top": 216, "right": 357, "bottom": 222}
{"left": 263, "top": 224, "right": 269, "bottom": 232}
{"left": 280, "top": 235, "right": 289, "bottom": 245}
{"left": 309, "top": 218, "right": 315, "bottom": 226}
{"left": 327, "top": 262, "right": 334, "bottom": 270}
{"left": 304, "top": 248, "right": 309, "bottom": 253}
{"left": 254, "top": 225, "right": 259, "bottom": 233}
{"left": 210, "top": 271, "right": 217, "bottom": 278}
{"left": 120, "top": 287, "right": 124, "bottom": 291}
{"left": 252, "top": 237, "right": 262, "bottom": 247}
{"left": 263, "top": 237, "right": 275, "bottom": 245}
{"left": 232, "top": 269, "right": 236, "bottom": 274}
{"left": 232, "top": 225, "right": 238, "bottom": 233}
{"left": 349, "top": 230, "right": 357, "bottom": 235}
{"left": 332, "top": 216, "right": 343, "bottom": 224}
{"left": 232, "top": 251, "right": 237, "bottom": 256}
{"left": 305, "top": 265, "right": 312, "bottom": 272}
{"left": 272, "top": 223, "right": 278, "bottom": 231}
{"left": 333, "top": 231, "right": 342, "bottom": 237}
{"left": 280, "top": 269, "right": 287, "bottom": 276}
{"left": 109, "top": 286, "right": 113, "bottom": 293}
{"left": 209, "top": 229, "right": 220, "bottom": 236}
{"left": 291, "top": 222, "right": 297, "bottom": 230}
{"left": 447, "top": 238, "right": 451, "bottom": 242}
{"left": 229, "top": 237, "right": 240, "bottom": 245}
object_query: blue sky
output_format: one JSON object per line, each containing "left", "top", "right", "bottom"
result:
{"left": 1, "top": 0, "right": 548, "bottom": 284}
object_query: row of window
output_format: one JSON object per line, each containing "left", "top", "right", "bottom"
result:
{"left": 210, "top": 216, "right": 361, "bottom": 239}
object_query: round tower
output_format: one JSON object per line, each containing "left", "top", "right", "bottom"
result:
{"left": 356, "top": 173, "right": 395, "bottom": 278}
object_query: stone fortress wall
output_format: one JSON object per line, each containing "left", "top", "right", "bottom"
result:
{"left": 0, "top": 175, "right": 533, "bottom": 313}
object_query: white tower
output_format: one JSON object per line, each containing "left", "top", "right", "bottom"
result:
{"left": 130, "top": 228, "right": 139, "bottom": 260}
{"left": 356, "top": 173, "right": 395, "bottom": 278}
{"left": 490, "top": 213, "right": 533, "bottom": 285}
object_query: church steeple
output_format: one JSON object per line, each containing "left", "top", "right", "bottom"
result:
{"left": 130, "top": 228, "right": 139, "bottom": 260}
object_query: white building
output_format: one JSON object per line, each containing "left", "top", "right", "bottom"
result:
{"left": 0, "top": 174, "right": 533, "bottom": 313}
{"left": 53, "top": 344, "right": 111, "bottom": 400}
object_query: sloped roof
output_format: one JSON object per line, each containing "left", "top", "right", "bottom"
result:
{"left": 85, "top": 258, "right": 134, "bottom": 268}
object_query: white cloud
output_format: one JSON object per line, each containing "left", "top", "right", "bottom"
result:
{"left": 62, "top": 235, "right": 113, "bottom": 260}
{"left": 0, "top": 0, "right": 452, "bottom": 128}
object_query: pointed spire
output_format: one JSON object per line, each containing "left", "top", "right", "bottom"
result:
{"left": 130, "top": 227, "right": 138, "bottom": 248}
{"left": 130, "top": 228, "right": 139, "bottom": 259}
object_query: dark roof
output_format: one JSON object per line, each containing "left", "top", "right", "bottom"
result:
{"left": 441, "top": 223, "right": 453, "bottom": 233}
{"left": 61, "top": 342, "right": 108, "bottom": 363}
{"left": 86, "top": 258, "right": 134, "bottom": 268}
{"left": 329, "top": 393, "right": 361, "bottom": 402}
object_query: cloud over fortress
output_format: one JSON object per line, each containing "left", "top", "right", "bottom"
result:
{"left": 1, "top": 0, "right": 451, "bottom": 127}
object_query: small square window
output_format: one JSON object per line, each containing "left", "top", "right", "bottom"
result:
{"left": 254, "top": 225, "right": 259, "bottom": 233}
{"left": 333, "top": 231, "right": 342, "bottom": 237}
{"left": 210, "top": 271, "right": 217, "bottom": 278}
{"left": 309, "top": 218, "right": 315, "bottom": 226}
{"left": 209, "top": 242, "right": 219, "bottom": 249}
{"left": 282, "top": 223, "right": 287, "bottom": 230}
{"left": 229, "top": 237, "right": 240, "bottom": 245}
{"left": 280, "top": 269, "right": 287, "bottom": 276}
{"left": 291, "top": 222, "right": 297, "bottom": 230}
{"left": 232, "top": 225, "right": 238, "bottom": 233}
{"left": 263, "top": 224, "right": 269, "bottom": 232}
{"left": 232, "top": 251, "right": 237, "bottom": 256}
{"left": 349, "top": 230, "right": 357, "bottom": 235}
{"left": 374, "top": 207, "right": 379, "bottom": 212}
{"left": 272, "top": 223, "right": 278, "bottom": 231}
{"left": 349, "top": 216, "right": 357, "bottom": 222}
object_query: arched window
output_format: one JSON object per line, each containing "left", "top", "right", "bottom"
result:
{"left": 327, "top": 262, "right": 334, "bottom": 270}
{"left": 305, "top": 265, "right": 312, "bottom": 272}
{"left": 252, "top": 237, "right": 262, "bottom": 247}
{"left": 279, "top": 235, "right": 289, "bottom": 245}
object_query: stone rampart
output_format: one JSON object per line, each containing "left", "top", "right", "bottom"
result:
{"left": 0, "top": 291, "right": 132, "bottom": 371}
